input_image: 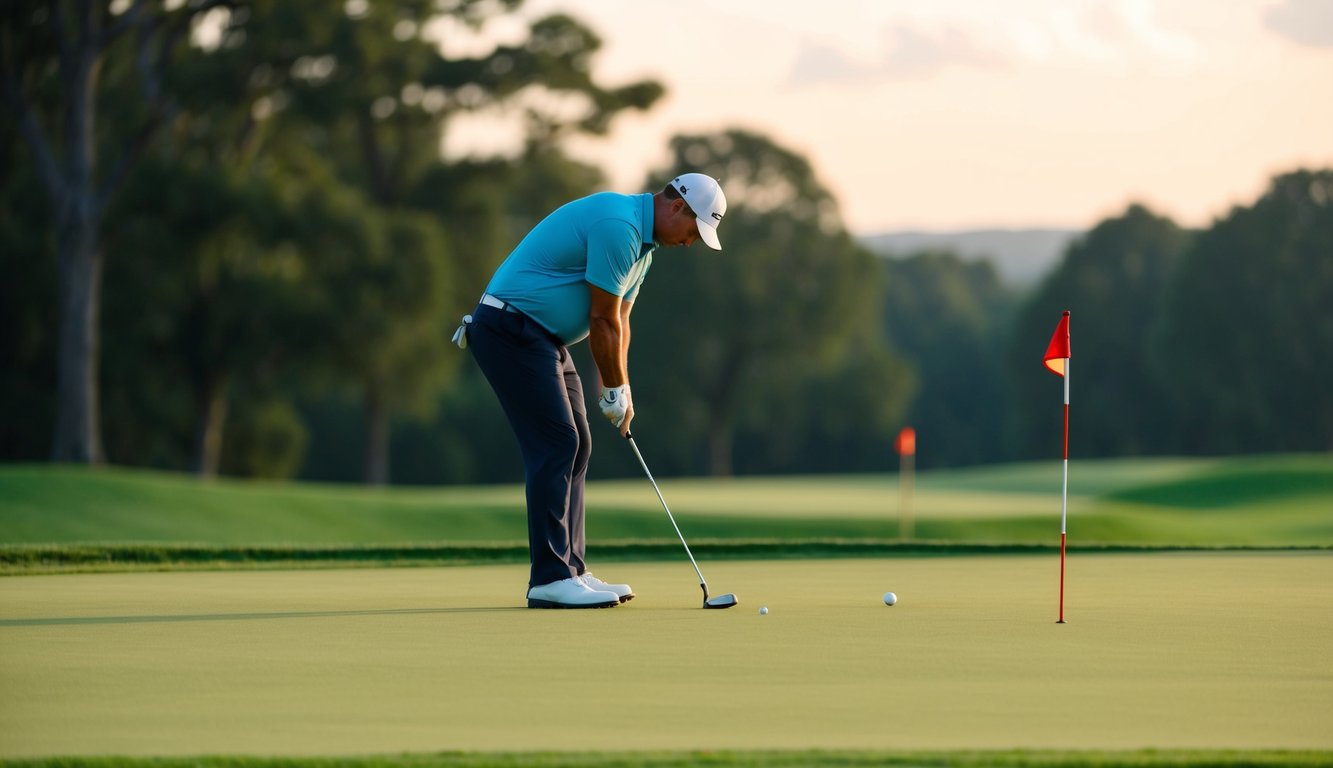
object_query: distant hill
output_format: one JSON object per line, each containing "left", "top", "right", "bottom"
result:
{"left": 860, "top": 228, "right": 1082, "bottom": 287}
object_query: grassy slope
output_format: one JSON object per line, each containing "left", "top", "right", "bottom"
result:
{"left": 1, "top": 455, "right": 1330, "bottom": 570}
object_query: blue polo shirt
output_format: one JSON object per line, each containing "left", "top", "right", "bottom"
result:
{"left": 485, "top": 192, "right": 655, "bottom": 344}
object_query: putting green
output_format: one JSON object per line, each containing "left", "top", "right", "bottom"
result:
{"left": 1, "top": 553, "right": 1330, "bottom": 757}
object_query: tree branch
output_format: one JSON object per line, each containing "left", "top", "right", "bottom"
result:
{"left": 51, "top": 0, "right": 72, "bottom": 69}
{"left": 0, "top": 72, "right": 66, "bottom": 205}
{"left": 143, "top": 0, "right": 233, "bottom": 100}
{"left": 75, "top": 0, "right": 94, "bottom": 55}
{"left": 94, "top": 0, "right": 235, "bottom": 211}
{"left": 358, "top": 111, "right": 393, "bottom": 205}
{"left": 100, "top": 0, "right": 149, "bottom": 49}
{"left": 95, "top": 105, "right": 169, "bottom": 212}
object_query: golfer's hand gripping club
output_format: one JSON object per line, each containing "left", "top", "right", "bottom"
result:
{"left": 598, "top": 384, "right": 634, "bottom": 436}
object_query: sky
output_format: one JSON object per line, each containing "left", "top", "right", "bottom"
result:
{"left": 442, "top": 0, "right": 1333, "bottom": 235}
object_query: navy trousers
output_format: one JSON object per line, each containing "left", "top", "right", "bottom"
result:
{"left": 467, "top": 302, "right": 592, "bottom": 588}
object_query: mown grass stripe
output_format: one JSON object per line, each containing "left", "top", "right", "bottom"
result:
{"left": 3, "top": 539, "right": 1328, "bottom": 575}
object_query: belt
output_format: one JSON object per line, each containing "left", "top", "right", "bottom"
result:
{"left": 480, "top": 293, "right": 521, "bottom": 314}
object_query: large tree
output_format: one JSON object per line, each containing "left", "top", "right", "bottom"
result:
{"left": 1153, "top": 169, "right": 1333, "bottom": 453}
{"left": 216, "top": 1, "right": 662, "bottom": 483}
{"left": 1008, "top": 204, "right": 1189, "bottom": 459}
{"left": 4, "top": 0, "right": 663, "bottom": 481}
{"left": 101, "top": 146, "right": 393, "bottom": 478}
{"left": 1, "top": 0, "right": 229, "bottom": 463}
{"left": 631, "top": 129, "right": 904, "bottom": 476}
{"left": 882, "top": 252, "right": 1016, "bottom": 468}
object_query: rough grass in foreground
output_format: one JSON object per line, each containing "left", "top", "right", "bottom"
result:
{"left": 3, "top": 751, "right": 1332, "bottom": 767}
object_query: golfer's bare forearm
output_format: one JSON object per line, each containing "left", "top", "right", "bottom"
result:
{"left": 589, "top": 316, "right": 627, "bottom": 387}
{"left": 619, "top": 302, "right": 633, "bottom": 382}
{"left": 588, "top": 284, "right": 628, "bottom": 387}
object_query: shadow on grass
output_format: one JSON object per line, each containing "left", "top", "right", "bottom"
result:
{"left": 0, "top": 606, "right": 526, "bottom": 627}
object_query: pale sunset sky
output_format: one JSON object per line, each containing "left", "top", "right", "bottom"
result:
{"left": 440, "top": 0, "right": 1333, "bottom": 235}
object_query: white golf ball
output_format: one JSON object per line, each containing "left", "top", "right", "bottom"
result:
{"left": 883, "top": 591, "right": 898, "bottom": 606}
{"left": 759, "top": 606, "right": 769, "bottom": 615}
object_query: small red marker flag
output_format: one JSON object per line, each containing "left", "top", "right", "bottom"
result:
{"left": 1043, "top": 311, "right": 1071, "bottom": 376}
{"left": 895, "top": 427, "right": 916, "bottom": 456}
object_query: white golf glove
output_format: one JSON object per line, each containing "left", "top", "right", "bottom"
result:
{"left": 451, "top": 314, "right": 472, "bottom": 349}
{"left": 598, "top": 384, "right": 632, "bottom": 430}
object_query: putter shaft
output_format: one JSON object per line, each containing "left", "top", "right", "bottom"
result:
{"left": 626, "top": 435, "right": 709, "bottom": 594}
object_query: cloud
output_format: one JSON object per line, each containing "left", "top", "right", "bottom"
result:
{"left": 1049, "top": 0, "right": 1200, "bottom": 65}
{"left": 787, "top": 42, "right": 877, "bottom": 86}
{"left": 788, "top": 24, "right": 1007, "bottom": 87}
{"left": 1101, "top": 0, "right": 1201, "bottom": 60}
{"left": 881, "top": 26, "right": 1008, "bottom": 78}
{"left": 786, "top": 0, "right": 1202, "bottom": 87}
{"left": 1264, "top": 0, "right": 1333, "bottom": 48}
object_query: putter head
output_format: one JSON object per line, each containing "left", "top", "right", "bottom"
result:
{"left": 704, "top": 593, "right": 739, "bottom": 609}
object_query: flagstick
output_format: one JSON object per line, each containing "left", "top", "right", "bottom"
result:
{"left": 1058, "top": 357, "right": 1069, "bottom": 624}
{"left": 900, "top": 450, "right": 914, "bottom": 541}
{"left": 895, "top": 427, "right": 916, "bottom": 541}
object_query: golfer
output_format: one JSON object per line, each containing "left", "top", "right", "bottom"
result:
{"left": 454, "top": 174, "right": 728, "bottom": 609}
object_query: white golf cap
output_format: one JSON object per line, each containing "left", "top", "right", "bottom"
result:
{"left": 671, "top": 173, "right": 727, "bottom": 250}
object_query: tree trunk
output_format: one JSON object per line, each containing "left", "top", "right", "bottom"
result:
{"left": 14, "top": 3, "right": 202, "bottom": 464}
{"left": 50, "top": 215, "right": 104, "bottom": 463}
{"left": 708, "top": 423, "right": 733, "bottom": 477}
{"left": 705, "top": 350, "right": 743, "bottom": 477}
{"left": 363, "top": 380, "right": 390, "bottom": 486}
{"left": 50, "top": 43, "right": 105, "bottom": 464}
{"left": 192, "top": 377, "right": 228, "bottom": 478}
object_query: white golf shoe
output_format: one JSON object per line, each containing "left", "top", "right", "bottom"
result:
{"left": 526, "top": 577, "right": 620, "bottom": 609}
{"left": 581, "top": 573, "right": 635, "bottom": 603}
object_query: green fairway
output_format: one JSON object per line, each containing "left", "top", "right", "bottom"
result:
{"left": 2, "top": 553, "right": 1330, "bottom": 758}
{"left": 2, "top": 455, "right": 1331, "bottom": 563}
{"left": 3, "top": 456, "right": 1329, "bottom": 762}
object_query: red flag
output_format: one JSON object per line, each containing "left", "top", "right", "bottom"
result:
{"left": 1043, "top": 311, "right": 1071, "bottom": 376}
{"left": 895, "top": 427, "right": 916, "bottom": 456}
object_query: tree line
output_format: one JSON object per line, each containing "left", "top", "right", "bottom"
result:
{"left": 3, "top": 2, "right": 1330, "bottom": 484}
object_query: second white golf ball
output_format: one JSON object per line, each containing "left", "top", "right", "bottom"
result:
{"left": 759, "top": 606, "right": 769, "bottom": 615}
{"left": 883, "top": 592, "right": 898, "bottom": 606}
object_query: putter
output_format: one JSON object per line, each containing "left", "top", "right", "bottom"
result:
{"left": 626, "top": 433, "right": 738, "bottom": 609}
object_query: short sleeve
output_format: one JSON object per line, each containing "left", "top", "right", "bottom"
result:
{"left": 623, "top": 254, "right": 652, "bottom": 302}
{"left": 584, "top": 218, "right": 640, "bottom": 297}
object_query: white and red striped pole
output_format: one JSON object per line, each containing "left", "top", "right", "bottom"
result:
{"left": 1058, "top": 354, "right": 1069, "bottom": 624}
{"left": 1042, "top": 310, "right": 1071, "bottom": 625}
